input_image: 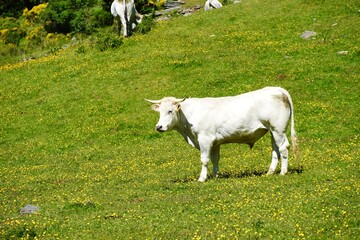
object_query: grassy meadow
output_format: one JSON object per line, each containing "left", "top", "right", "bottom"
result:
{"left": 1, "top": 0, "right": 359, "bottom": 239}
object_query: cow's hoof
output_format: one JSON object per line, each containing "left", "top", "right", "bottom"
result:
{"left": 267, "top": 170, "right": 275, "bottom": 175}
{"left": 198, "top": 177, "right": 206, "bottom": 182}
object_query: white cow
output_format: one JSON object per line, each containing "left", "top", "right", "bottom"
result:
{"left": 111, "top": 0, "right": 142, "bottom": 37}
{"left": 146, "top": 87, "right": 298, "bottom": 182}
{"left": 204, "top": 0, "right": 223, "bottom": 11}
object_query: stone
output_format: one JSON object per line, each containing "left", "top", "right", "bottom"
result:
{"left": 20, "top": 205, "right": 40, "bottom": 214}
{"left": 300, "top": 30, "right": 317, "bottom": 40}
{"left": 337, "top": 51, "right": 348, "bottom": 55}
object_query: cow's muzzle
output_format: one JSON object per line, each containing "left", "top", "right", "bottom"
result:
{"left": 156, "top": 125, "right": 165, "bottom": 132}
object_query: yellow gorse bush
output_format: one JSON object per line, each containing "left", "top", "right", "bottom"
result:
{"left": 0, "top": 28, "right": 9, "bottom": 36}
{"left": 25, "top": 26, "right": 46, "bottom": 41}
{"left": 149, "top": 0, "right": 166, "bottom": 8}
{"left": 45, "top": 32, "right": 70, "bottom": 45}
{"left": 22, "top": 3, "right": 48, "bottom": 20}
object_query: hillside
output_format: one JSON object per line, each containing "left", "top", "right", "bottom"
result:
{"left": 0, "top": 0, "right": 359, "bottom": 239}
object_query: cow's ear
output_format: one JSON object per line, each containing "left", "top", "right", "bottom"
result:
{"left": 175, "top": 103, "right": 181, "bottom": 112}
{"left": 151, "top": 104, "right": 160, "bottom": 112}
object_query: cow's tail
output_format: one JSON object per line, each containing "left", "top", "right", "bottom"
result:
{"left": 281, "top": 88, "right": 299, "bottom": 163}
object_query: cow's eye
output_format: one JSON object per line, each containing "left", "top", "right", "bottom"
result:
{"left": 168, "top": 110, "right": 173, "bottom": 114}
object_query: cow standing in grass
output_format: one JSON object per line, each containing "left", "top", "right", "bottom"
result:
{"left": 204, "top": 0, "right": 223, "bottom": 11}
{"left": 111, "top": 0, "right": 142, "bottom": 37}
{"left": 146, "top": 87, "right": 298, "bottom": 182}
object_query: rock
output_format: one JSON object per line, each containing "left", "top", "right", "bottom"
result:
{"left": 300, "top": 30, "right": 317, "bottom": 40}
{"left": 178, "top": 5, "right": 201, "bottom": 16}
{"left": 155, "top": 3, "right": 201, "bottom": 20}
{"left": 165, "top": 0, "right": 185, "bottom": 9}
{"left": 20, "top": 205, "right": 40, "bottom": 214}
{"left": 156, "top": 15, "right": 171, "bottom": 21}
{"left": 337, "top": 51, "right": 348, "bottom": 55}
{"left": 155, "top": 6, "right": 181, "bottom": 16}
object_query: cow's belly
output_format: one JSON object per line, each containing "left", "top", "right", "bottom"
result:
{"left": 216, "top": 128, "right": 268, "bottom": 145}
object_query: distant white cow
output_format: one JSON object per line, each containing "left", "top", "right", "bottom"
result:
{"left": 146, "top": 87, "right": 298, "bottom": 182}
{"left": 111, "top": 0, "right": 142, "bottom": 37}
{"left": 204, "top": 0, "right": 223, "bottom": 11}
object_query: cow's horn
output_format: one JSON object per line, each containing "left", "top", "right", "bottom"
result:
{"left": 174, "top": 98, "right": 187, "bottom": 103}
{"left": 145, "top": 99, "right": 162, "bottom": 104}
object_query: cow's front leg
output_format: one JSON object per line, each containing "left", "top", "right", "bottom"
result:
{"left": 198, "top": 144, "right": 215, "bottom": 182}
{"left": 199, "top": 151, "right": 209, "bottom": 182}
{"left": 198, "top": 137, "right": 213, "bottom": 182}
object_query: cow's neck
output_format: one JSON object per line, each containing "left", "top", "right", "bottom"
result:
{"left": 175, "top": 110, "right": 199, "bottom": 149}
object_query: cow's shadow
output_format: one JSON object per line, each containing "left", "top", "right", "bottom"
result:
{"left": 172, "top": 166, "right": 303, "bottom": 183}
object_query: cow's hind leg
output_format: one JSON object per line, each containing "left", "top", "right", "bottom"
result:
{"left": 268, "top": 133, "right": 279, "bottom": 175}
{"left": 210, "top": 145, "right": 220, "bottom": 178}
{"left": 119, "top": 15, "right": 128, "bottom": 37}
{"left": 115, "top": 17, "right": 122, "bottom": 36}
{"left": 269, "top": 131, "right": 290, "bottom": 175}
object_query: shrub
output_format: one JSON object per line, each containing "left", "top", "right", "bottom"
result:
{"left": 40, "top": 1, "right": 73, "bottom": 34}
{"left": 94, "top": 32, "right": 123, "bottom": 51}
{"left": 70, "top": 6, "right": 113, "bottom": 34}
{"left": 222, "top": 0, "right": 234, "bottom": 6}
{"left": 137, "top": 0, "right": 165, "bottom": 14}
{"left": 44, "top": 32, "right": 69, "bottom": 48}
{"left": 92, "top": 6, "right": 113, "bottom": 27}
{"left": 76, "top": 44, "right": 86, "bottom": 54}
{"left": 0, "top": 42, "right": 20, "bottom": 56}
{"left": 135, "top": 14, "right": 155, "bottom": 35}
{"left": 25, "top": 26, "right": 46, "bottom": 44}
{"left": 0, "top": 18, "right": 25, "bottom": 45}
{"left": 0, "top": 27, "right": 26, "bottom": 45}
{"left": 0, "top": 0, "right": 42, "bottom": 18}
{"left": 22, "top": 2, "right": 48, "bottom": 23}
{"left": 40, "top": 0, "right": 112, "bottom": 34}
{"left": 0, "top": 17, "right": 19, "bottom": 30}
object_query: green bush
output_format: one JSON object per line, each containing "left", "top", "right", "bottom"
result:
{"left": 0, "top": 17, "right": 24, "bottom": 46}
{"left": 41, "top": 0, "right": 116, "bottom": 34}
{"left": 94, "top": 32, "right": 123, "bottom": 51}
{"left": 0, "top": 17, "right": 19, "bottom": 30}
{"left": 70, "top": 6, "right": 113, "bottom": 34}
{"left": 92, "top": 6, "right": 113, "bottom": 27}
{"left": 41, "top": 1, "right": 73, "bottom": 33}
{"left": 135, "top": 14, "right": 155, "bottom": 35}
{"left": 136, "top": 0, "right": 164, "bottom": 14}
{"left": 0, "top": 42, "right": 20, "bottom": 56}
{"left": 1, "top": 28, "right": 26, "bottom": 45}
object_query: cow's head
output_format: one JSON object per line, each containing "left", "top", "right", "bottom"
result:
{"left": 145, "top": 97, "right": 186, "bottom": 132}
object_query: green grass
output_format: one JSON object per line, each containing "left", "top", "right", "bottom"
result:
{"left": 1, "top": 0, "right": 359, "bottom": 239}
